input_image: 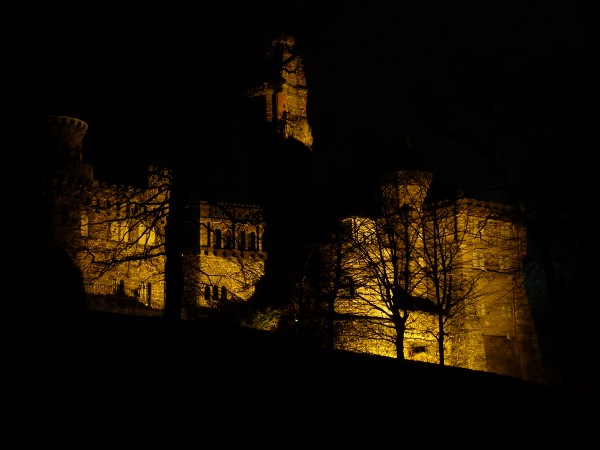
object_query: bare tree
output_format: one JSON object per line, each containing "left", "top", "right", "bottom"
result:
{"left": 331, "top": 171, "right": 435, "bottom": 359}
{"left": 316, "top": 170, "right": 530, "bottom": 376}
{"left": 282, "top": 220, "right": 349, "bottom": 349}
{"left": 417, "top": 197, "right": 503, "bottom": 367}
{"left": 68, "top": 166, "right": 171, "bottom": 314}
{"left": 403, "top": 59, "right": 589, "bottom": 386}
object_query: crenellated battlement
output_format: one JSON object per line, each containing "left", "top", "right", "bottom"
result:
{"left": 40, "top": 115, "right": 89, "bottom": 132}
{"left": 39, "top": 114, "right": 89, "bottom": 162}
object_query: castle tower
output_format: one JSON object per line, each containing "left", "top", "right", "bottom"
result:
{"left": 380, "top": 170, "right": 434, "bottom": 213}
{"left": 246, "top": 33, "right": 313, "bottom": 148}
{"left": 37, "top": 115, "right": 94, "bottom": 184}
{"left": 39, "top": 115, "right": 88, "bottom": 161}
{"left": 36, "top": 115, "right": 94, "bottom": 250}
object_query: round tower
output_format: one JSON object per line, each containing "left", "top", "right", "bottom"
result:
{"left": 37, "top": 115, "right": 94, "bottom": 185}
{"left": 39, "top": 115, "right": 88, "bottom": 162}
{"left": 35, "top": 115, "right": 94, "bottom": 251}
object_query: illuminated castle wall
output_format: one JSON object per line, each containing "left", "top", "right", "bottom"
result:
{"left": 38, "top": 33, "right": 544, "bottom": 383}
{"left": 329, "top": 171, "right": 544, "bottom": 382}
{"left": 39, "top": 115, "right": 266, "bottom": 312}
{"left": 183, "top": 201, "right": 267, "bottom": 308}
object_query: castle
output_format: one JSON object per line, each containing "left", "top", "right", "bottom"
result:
{"left": 35, "top": 33, "right": 546, "bottom": 384}
{"left": 324, "top": 170, "right": 543, "bottom": 382}
{"left": 36, "top": 113, "right": 267, "bottom": 313}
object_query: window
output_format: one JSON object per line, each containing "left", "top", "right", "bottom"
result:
{"left": 128, "top": 222, "right": 138, "bottom": 241}
{"left": 110, "top": 221, "right": 128, "bottom": 242}
{"left": 339, "top": 276, "right": 355, "bottom": 298}
{"left": 138, "top": 224, "right": 155, "bottom": 246}
{"left": 204, "top": 285, "right": 211, "bottom": 301}
{"left": 139, "top": 283, "right": 147, "bottom": 303}
{"left": 473, "top": 249, "right": 484, "bottom": 269}
{"left": 248, "top": 232, "right": 256, "bottom": 250}
{"left": 81, "top": 214, "right": 89, "bottom": 237}
{"left": 205, "top": 223, "right": 211, "bottom": 246}
{"left": 238, "top": 231, "right": 246, "bottom": 250}
{"left": 221, "top": 286, "right": 227, "bottom": 301}
{"left": 214, "top": 229, "right": 222, "bottom": 249}
{"left": 213, "top": 285, "right": 219, "bottom": 301}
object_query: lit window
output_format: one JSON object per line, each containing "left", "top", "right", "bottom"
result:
{"left": 339, "top": 276, "right": 355, "bottom": 298}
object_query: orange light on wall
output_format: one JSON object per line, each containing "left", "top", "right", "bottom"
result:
{"left": 276, "top": 92, "right": 287, "bottom": 120}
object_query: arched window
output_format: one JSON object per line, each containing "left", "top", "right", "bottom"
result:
{"left": 213, "top": 285, "right": 219, "bottom": 300}
{"left": 205, "top": 223, "right": 211, "bottom": 246}
{"left": 339, "top": 276, "right": 355, "bottom": 298}
{"left": 248, "top": 232, "right": 256, "bottom": 250}
{"left": 80, "top": 214, "right": 89, "bottom": 237}
{"left": 238, "top": 231, "right": 246, "bottom": 250}
{"left": 221, "top": 286, "right": 227, "bottom": 301}
{"left": 225, "top": 230, "right": 232, "bottom": 249}
{"left": 214, "top": 229, "right": 222, "bottom": 249}
{"left": 204, "top": 285, "right": 211, "bottom": 301}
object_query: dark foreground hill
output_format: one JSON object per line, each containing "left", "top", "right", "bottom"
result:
{"left": 10, "top": 310, "right": 593, "bottom": 442}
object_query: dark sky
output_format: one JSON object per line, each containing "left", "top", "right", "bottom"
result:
{"left": 5, "top": 0, "right": 598, "bottom": 201}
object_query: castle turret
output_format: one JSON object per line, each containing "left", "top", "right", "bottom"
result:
{"left": 37, "top": 115, "right": 94, "bottom": 185}
{"left": 380, "top": 170, "right": 433, "bottom": 213}
{"left": 246, "top": 33, "right": 313, "bottom": 148}
{"left": 35, "top": 115, "right": 94, "bottom": 251}
{"left": 39, "top": 115, "right": 88, "bottom": 162}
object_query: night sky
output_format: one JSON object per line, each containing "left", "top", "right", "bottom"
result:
{"left": 6, "top": 1, "right": 597, "bottom": 203}
{"left": 6, "top": 1, "right": 598, "bottom": 235}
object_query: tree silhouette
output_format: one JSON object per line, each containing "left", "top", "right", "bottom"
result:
{"left": 417, "top": 196, "right": 516, "bottom": 368}
{"left": 303, "top": 169, "right": 535, "bottom": 377}
{"left": 400, "top": 55, "right": 594, "bottom": 386}
{"left": 330, "top": 172, "right": 435, "bottom": 360}
{"left": 73, "top": 166, "right": 170, "bottom": 313}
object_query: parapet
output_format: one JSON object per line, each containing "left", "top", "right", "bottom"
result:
{"left": 40, "top": 115, "right": 89, "bottom": 132}
{"left": 39, "top": 115, "right": 89, "bottom": 162}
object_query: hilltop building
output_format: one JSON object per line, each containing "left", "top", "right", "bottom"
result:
{"left": 34, "top": 33, "right": 545, "bottom": 383}
{"left": 35, "top": 114, "right": 266, "bottom": 314}
{"left": 320, "top": 170, "right": 544, "bottom": 382}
